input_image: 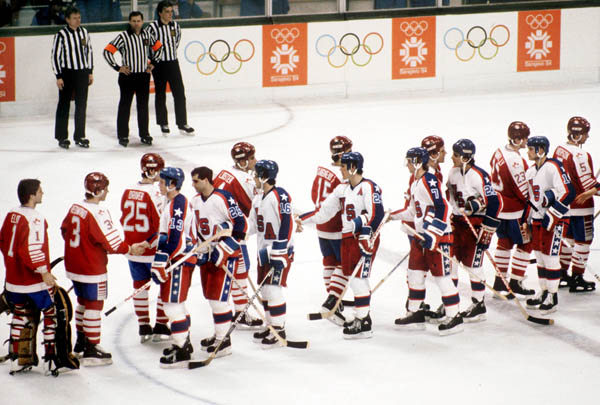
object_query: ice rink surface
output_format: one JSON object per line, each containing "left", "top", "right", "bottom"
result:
{"left": 1, "top": 84, "right": 600, "bottom": 405}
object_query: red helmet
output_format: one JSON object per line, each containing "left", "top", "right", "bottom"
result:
{"left": 140, "top": 153, "right": 165, "bottom": 177}
{"left": 84, "top": 172, "right": 109, "bottom": 197}
{"left": 567, "top": 116, "right": 590, "bottom": 139}
{"left": 508, "top": 121, "right": 530, "bottom": 142}
{"left": 330, "top": 135, "right": 352, "bottom": 156}
{"left": 421, "top": 135, "right": 444, "bottom": 154}
{"left": 231, "top": 142, "right": 256, "bottom": 162}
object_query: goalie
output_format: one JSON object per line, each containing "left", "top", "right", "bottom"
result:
{"left": 0, "top": 179, "right": 79, "bottom": 375}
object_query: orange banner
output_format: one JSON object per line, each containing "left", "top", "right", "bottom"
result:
{"left": 0, "top": 37, "right": 15, "bottom": 102}
{"left": 517, "top": 10, "right": 561, "bottom": 72}
{"left": 150, "top": 80, "right": 170, "bottom": 94}
{"left": 392, "top": 17, "right": 436, "bottom": 80}
{"left": 262, "top": 23, "right": 307, "bottom": 87}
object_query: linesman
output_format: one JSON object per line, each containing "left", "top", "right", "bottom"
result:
{"left": 51, "top": 6, "right": 93, "bottom": 149}
{"left": 104, "top": 11, "right": 163, "bottom": 147}
{"left": 146, "top": 1, "right": 195, "bottom": 136}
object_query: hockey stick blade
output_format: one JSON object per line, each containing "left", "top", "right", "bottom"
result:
{"left": 527, "top": 315, "right": 553, "bottom": 326}
{"left": 188, "top": 358, "right": 212, "bottom": 369}
{"left": 307, "top": 312, "right": 324, "bottom": 321}
{"left": 285, "top": 340, "right": 309, "bottom": 349}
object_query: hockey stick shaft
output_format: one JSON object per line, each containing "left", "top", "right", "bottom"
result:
{"left": 308, "top": 211, "right": 390, "bottom": 321}
{"left": 371, "top": 252, "right": 409, "bottom": 294}
{"left": 104, "top": 229, "right": 231, "bottom": 316}
{"left": 458, "top": 211, "right": 553, "bottom": 325}
{"left": 188, "top": 267, "right": 276, "bottom": 369}
{"left": 246, "top": 276, "right": 309, "bottom": 349}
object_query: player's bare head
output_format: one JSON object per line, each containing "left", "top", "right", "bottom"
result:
{"left": 231, "top": 142, "right": 256, "bottom": 171}
{"left": 330, "top": 136, "right": 353, "bottom": 164}
{"left": 405, "top": 147, "right": 429, "bottom": 174}
{"left": 508, "top": 121, "right": 530, "bottom": 148}
{"left": 159, "top": 167, "right": 184, "bottom": 192}
{"left": 191, "top": 167, "right": 213, "bottom": 193}
{"left": 84, "top": 172, "right": 109, "bottom": 200}
{"left": 421, "top": 135, "right": 445, "bottom": 164}
{"left": 18, "top": 179, "right": 41, "bottom": 205}
{"left": 254, "top": 160, "right": 278, "bottom": 187}
{"left": 141, "top": 153, "right": 165, "bottom": 180}
{"left": 340, "top": 152, "right": 364, "bottom": 178}
{"left": 567, "top": 116, "right": 590, "bottom": 144}
{"left": 452, "top": 139, "right": 475, "bottom": 169}
{"left": 527, "top": 136, "right": 550, "bottom": 160}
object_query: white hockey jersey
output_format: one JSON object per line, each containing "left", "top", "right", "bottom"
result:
{"left": 249, "top": 186, "right": 294, "bottom": 253}
{"left": 490, "top": 145, "right": 529, "bottom": 220}
{"left": 447, "top": 165, "right": 501, "bottom": 219}
{"left": 525, "top": 158, "right": 574, "bottom": 221}
{"left": 553, "top": 143, "right": 600, "bottom": 216}
{"left": 191, "top": 188, "right": 247, "bottom": 247}
{"left": 157, "top": 193, "right": 196, "bottom": 260}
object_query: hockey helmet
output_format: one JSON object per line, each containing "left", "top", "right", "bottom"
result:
{"left": 340, "top": 152, "right": 364, "bottom": 172}
{"left": 527, "top": 136, "right": 550, "bottom": 156}
{"left": 406, "top": 147, "right": 429, "bottom": 169}
{"left": 84, "top": 172, "right": 109, "bottom": 197}
{"left": 421, "top": 135, "right": 444, "bottom": 155}
{"left": 140, "top": 153, "right": 165, "bottom": 177}
{"left": 159, "top": 167, "right": 185, "bottom": 190}
{"left": 567, "top": 116, "right": 590, "bottom": 141}
{"left": 330, "top": 135, "right": 353, "bottom": 162}
{"left": 508, "top": 121, "right": 530, "bottom": 143}
{"left": 254, "top": 160, "right": 279, "bottom": 181}
{"left": 452, "top": 139, "right": 476, "bottom": 160}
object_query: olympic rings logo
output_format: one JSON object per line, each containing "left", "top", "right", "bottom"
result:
{"left": 315, "top": 32, "right": 384, "bottom": 68}
{"left": 399, "top": 21, "right": 429, "bottom": 37}
{"left": 526, "top": 14, "right": 554, "bottom": 30}
{"left": 443, "top": 25, "right": 510, "bottom": 62}
{"left": 184, "top": 39, "right": 255, "bottom": 75}
{"left": 270, "top": 27, "right": 300, "bottom": 44}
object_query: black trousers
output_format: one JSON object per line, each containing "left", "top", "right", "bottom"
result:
{"left": 151, "top": 60, "right": 187, "bottom": 127}
{"left": 117, "top": 72, "right": 150, "bottom": 140}
{"left": 55, "top": 69, "right": 90, "bottom": 141}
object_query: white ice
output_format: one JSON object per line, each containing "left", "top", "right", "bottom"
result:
{"left": 1, "top": 83, "right": 600, "bottom": 405}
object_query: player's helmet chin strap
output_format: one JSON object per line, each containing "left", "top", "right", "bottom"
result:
{"left": 461, "top": 156, "right": 472, "bottom": 173}
{"left": 568, "top": 133, "right": 584, "bottom": 147}
{"left": 510, "top": 137, "right": 525, "bottom": 148}
{"left": 405, "top": 157, "right": 422, "bottom": 170}
{"left": 236, "top": 160, "right": 248, "bottom": 170}
{"left": 535, "top": 147, "right": 547, "bottom": 159}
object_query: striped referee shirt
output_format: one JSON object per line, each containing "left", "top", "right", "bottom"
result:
{"left": 51, "top": 25, "right": 93, "bottom": 79}
{"left": 103, "top": 28, "right": 163, "bottom": 73}
{"left": 145, "top": 19, "right": 181, "bottom": 62}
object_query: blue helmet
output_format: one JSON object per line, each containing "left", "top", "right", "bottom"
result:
{"left": 160, "top": 167, "right": 185, "bottom": 190}
{"left": 527, "top": 136, "right": 550, "bottom": 156}
{"left": 406, "top": 147, "right": 429, "bottom": 168}
{"left": 255, "top": 160, "right": 279, "bottom": 181}
{"left": 341, "top": 152, "right": 364, "bottom": 172}
{"left": 452, "top": 139, "right": 476, "bottom": 159}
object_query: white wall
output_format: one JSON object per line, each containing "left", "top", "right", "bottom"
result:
{"left": 1, "top": 6, "right": 598, "bottom": 117}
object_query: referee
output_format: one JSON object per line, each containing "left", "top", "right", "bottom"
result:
{"left": 103, "top": 11, "right": 163, "bottom": 147}
{"left": 51, "top": 6, "right": 93, "bottom": 149}
{"left": 146, "top": 1, "right": 195, "bottom": 136}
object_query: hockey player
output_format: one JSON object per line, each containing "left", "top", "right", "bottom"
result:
{"left": 307, "top": 135, "right": 352, "bottom": 326}
{"left": 248, "top": 160, "right": 295, "bottom": 348}
{"left": 447, "top": 139, "right": 501, "bottom": 322}
{"left": 299, "top": 152, "right": 385, "bottom": 339}
{"left": 525, "top": 136, "right": 575, "bottom": 313}
{"left": 390, "top": 148, "right": 463, "bottom": 335}
{"left": 191, "top": 166, "right": 247, "bottom": 357}
{"left": 62, "top": 172, "right": 145, "bottom": 366}
{"left": 0, "top": 179, "right": 59, "bottom": 374}
{"left": 212, "top": 142, "right": 262, "bottom": 329}
{"left": 148, "top": 167, "right": 197, "bottom": 368}
{"left": 489, "top": 122, "right": 535, "bottom": 297}
{"left": 120, "top": 153, "right": 171, "bottom": 343}
{"left": 552, "top": 117, "right": 599, "bottom": 292}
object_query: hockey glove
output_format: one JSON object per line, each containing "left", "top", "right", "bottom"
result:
{"left": 464, "top": 196, "right": 486, "bottom": 216}
{"left": 358, "top": 226, "right": 373, "bottom": 257}
{"left": 271, "top": 249, "right": 291, "bottom": 272}
{"left": 542, "top": 206, "right": 562, "bottom": 231}
{"left": 258, "top": 247, "right": 271, "bottom": 268}
{"left": 419, "top": 229, "right": 438, "bottom": 251}
{"left": 210, "top": 237, "right": 240, "bottom": 269}
{"left": 351, "top": 215, "right": 368, "bottom": 235}
{"left": 151, "top": 251, "right": 169, "bottom": 284}
{"left": 519, "top": 222, "right": 532, "bottom": 244}
{"left": 542, "top": 190, "right": 555, "bottom": 208}
{"left": 477, "top": 215, "right": 500, "bottom": 250}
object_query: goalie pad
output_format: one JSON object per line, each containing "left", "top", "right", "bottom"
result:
{"left": 52, "top": 286, "right": 80, "bottom": 372}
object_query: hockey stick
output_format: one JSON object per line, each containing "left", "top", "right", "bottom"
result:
{"left": 371, "top": 252, "right": 410, "bottom": 294}
{"left": 458, "top": 210, "right": 553, "bottom": 325}
{"left": 307, "top": 212, "right": 390, "bottom": 321}
{"left": 400, "top": 223, "right": 553, "bottom": 325}
{"left": 188, "top": 267, "right": 277, "bottom": 369}
{"left": 245, "top": 276, "right": 309, "bottom": 349}
{"left": 104, "top": 229, "right": 232, "bottom": 316}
